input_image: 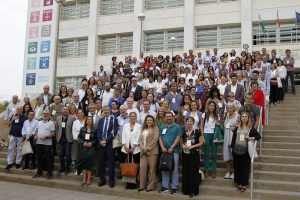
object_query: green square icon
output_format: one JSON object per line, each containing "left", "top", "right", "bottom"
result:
{"left": 27, "top": 57, "right": 37, "bottom": 70}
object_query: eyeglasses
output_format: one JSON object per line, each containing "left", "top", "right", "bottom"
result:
{"left": 229, "top": 96, "right": 234, "bottom": 97}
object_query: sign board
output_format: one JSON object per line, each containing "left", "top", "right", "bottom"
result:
{"left": 39, "top": 56, "right": 50, "bottom": 69}
{"left": 27, "top": 58, "right": 37, "bottom": 70}
{"left": 42, "top": 9, "right": 53, "bottom": 22}
{"left": 28, "top": 42, "right": 38, "bottom": 54}
{"left": 38, "top": 76, "right": 50, "bottom": 82}
{"left": 44, "top": 0, "right": 54, "bottom": 6}
{"left": 29, "top": 26, "right": 39, "bottom": 38}
{"left": 30, "top": 11, "right": 40, "bottom": 23}
{"left": 26, "top": 73, "right": 36, "bottom": 86}
{"left": 32, "top": 0, "right": 40, "bottom": 8}
{"left": 41, "top": 25, "right": 51, "bottom": 37}
{"left": 40, "top": 41, "right": 51, "bottom": 53}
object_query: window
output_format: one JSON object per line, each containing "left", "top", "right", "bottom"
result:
{"left": 195, "top": 0, "right": 232, "bottom": 4}
{"left": 195, "top": 26, "right": 241, "bottom": 48}
{"left": 58, "top": 38, "right": 88, "bottom": 57}
{"left": 252, "top": 23, "right": 276, "bottom": 45}
{"left": 99, "top": 35, "right": 133, "bottom": 55}
{"left": 100, "top": 0, "right": 134, "bottom": 15}
{"left": 144, "top": 30, "right": 184, "bottom": 52}
{"left": 56, "top": 77, "right": 84, "bottom": 92}
{"left": 280, "top": 22, "right": 300, "bottom": 44}
{"left": 61, "top": 1, "right": 90, "bottom": 20}
{"left": 145, "top": 0, "right": 184, "bottom": 10}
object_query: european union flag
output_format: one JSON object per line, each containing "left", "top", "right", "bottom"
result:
{"left": 296, "top": 11, "right": 300, "bottom": 22}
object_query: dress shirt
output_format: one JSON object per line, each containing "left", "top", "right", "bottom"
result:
{"left": 22, "top": 119, "right": 38, "bottom": 136}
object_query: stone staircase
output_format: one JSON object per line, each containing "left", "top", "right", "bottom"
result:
{"left": 0, "top": 88, "right": 299, "bottom": 199}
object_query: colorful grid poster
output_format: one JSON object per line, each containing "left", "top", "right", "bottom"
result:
{"left": 30, "top": 11, "right": 40, "bottom": 23}
{"left": 39, "top": 56, "right": 50, "bottom": 69}
{"left": 27, "top": 58, "right": 37, "bottom": 70}
{"left": 41, "top": 25, "right": 51, "bottom": 37}
{"left": 29, "top": 27, "right": 39, "bottom": 38}
{"left": 44, "top": 0, "right": 54, "bottom": 6}
{"left": 26, "top": 73, "right": 36, "bottom": 85}
{"left": 42, "top": 9, "right": 53, "bottom": 22}
{"left": 28, "top": 42, "right": 38, "bottom": 54}
{"left": 40, "top": 41, "right": 51, "bottom": 53}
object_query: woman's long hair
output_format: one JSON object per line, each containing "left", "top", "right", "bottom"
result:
{"left": 142, "top": 114, "right": 157, "bottom": 131}
{"left": 238, "top": 111, "right": 251, "bottom": 130}
{"left": 84, "top": 116, "right": 94, "bottom": 127}
{"left": 156, "top": 107, "right": 166, "bottom": 126}
{"left": 209, "top": 85, "right": 221, "bottom": 100}
{"left": 205, "top": 100, "right": 218, "bottom": 122}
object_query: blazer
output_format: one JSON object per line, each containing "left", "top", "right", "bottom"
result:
{"left": 121, "top": 123, "right": 142, "bottom": 154}
{"left": 97, "top": 116, "right": 118, "bottom": 148}
{"left": 231, "top": 127, "right": 261, "bottom": 150}
{"left": 224, "top": 84, "right": 245, "bottom": 104}
{"left": 34, "top": 103, "right": 48, "bottom": 121}
{"left": 139, "top": 126, "right": 159, "bottom": 156}
{"left": 125, "top": 85, "right": 143, "bottom": 101}
{"left": 39, "top": 93, "right": 53, "bottom": 106}
{"left": 55, "top": 115, "right": 76, "bottom": 143}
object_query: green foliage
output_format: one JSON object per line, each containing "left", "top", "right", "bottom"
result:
{"left": 0, "top": 101, "right": 9, "bottom": 113}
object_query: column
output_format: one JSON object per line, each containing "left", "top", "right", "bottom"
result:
{"left": 86, "top": 0, "right": 100, "bottom": 77}
{"left": 241, "top": 0, "right": 252, "bottom": 53}
{"left": 132, "top": 0, "right": 144, "bottom": 57}
{"left": 183, "top": 0, "right": 195, "bottom": 52}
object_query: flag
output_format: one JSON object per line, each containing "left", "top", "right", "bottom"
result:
{"left": 259, "top": 14, "right": 266, "bottom": 33}
{"left": 296, "top": 11, "right": 300, "bottom": 22}
{"left": 277, "top": 10, "right": 280, "bottom": 27}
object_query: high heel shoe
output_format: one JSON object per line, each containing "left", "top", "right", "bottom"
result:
{"left": 81, "top": 182, "right": 86, "bottom": 186}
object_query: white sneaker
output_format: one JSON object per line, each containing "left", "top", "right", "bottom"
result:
{"left": 224, "top": 172, "right": 230, "bottom": 179}
{"left": 74, "top": 171, "right": 78, "bottom": 176}
{"left": 230, "top": 173, "right": 234, "bottom": 179}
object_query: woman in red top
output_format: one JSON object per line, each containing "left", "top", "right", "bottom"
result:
{"left": 251, "top": 81, "right": 265, "bottom": 125}
{"left": 143, "top": 56, "right": 151, "bottom": 68}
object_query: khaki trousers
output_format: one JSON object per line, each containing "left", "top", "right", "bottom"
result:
{"left": 139, "top": 154, "right": 158, "bottom": 190}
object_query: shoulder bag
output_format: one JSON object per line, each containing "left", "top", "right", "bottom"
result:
{"left": 159, "top": 153, "right": 174, "bottom": 171}
{"left": 120, "top": 154, "right": 139, "bottom": 177}
{"left": 21, "top": 140, "right": 33, "bottom": 155}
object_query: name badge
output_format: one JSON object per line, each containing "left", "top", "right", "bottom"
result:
{"left": 210, "top": 122, "right": 215, "bottom": 129}
{"left": 240, "top": 134, "right": 245, "bottom": 141}
{"left": 85, "top": 134, "right": 90, "bottom": 140}
{"left": 76, "top": 126, "right": 80, "bottom": 131}
{"left": 12, "top": 108, "right": 16, "bottom": 112}
{"left": 186, "top": 139, "right": 192, "bottom": 147}
{"left": 172, "top": 98, "right": 176, "bottom": 103}
{"left": 52, "top": 110, "right": 56, "bottom": 115}
{"left": 119, "top": 120, "right": 124, "bottom": 126}
{"left": 97, "top": 91, "right": 100, "bottom": 95}
{"left": 279, "top": 68, "right": 283, "bottom": 72}
{"left": 85, "top": 100, "right": 88, "bottom": 105}
{"left": 66, "top": 104, "right": 69, "bottom": 106}
{"left": 162, "top": 129, "right": 167, "bottom": 135}
{"left": 62, "top": 122, "right": 66, "bottom": 128}
{"left": 181, "top": 88, "right": 184, "bottom": 92}
{"left": 226, "top": 123, "right": 230, "bottom": 129}
{"left": 155, "top": 80, "right": 157, "bottom": 82}
{"left": 161, "top": 98, "right": 164, "bottom": 101}
{"left": 172, "top": 79, "right": 175, "bottom": 82}
{"left": 273, "top": 60, "right": 276, "bottom": 63}
{"left": 26, "top": 127, "right": 31, "bottom": 132}
{"left": 183, "top": 111, "right": 187, "bottom": 116}
{"left": 218, "top": 103, "right": 223, "bottom": 108}
{"left": 15, "top": 118, "right": 19, "bottom": 123}
{"left": 287, "top": 61, "right": 289, "bottom": 64}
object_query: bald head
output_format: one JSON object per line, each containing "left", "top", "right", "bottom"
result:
{"left": 12, "top": 95, "right": 18, "bottom": 104}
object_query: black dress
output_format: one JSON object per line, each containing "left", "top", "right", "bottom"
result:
{"left": 182, "top": 129, "right": 201, "bottom": 196}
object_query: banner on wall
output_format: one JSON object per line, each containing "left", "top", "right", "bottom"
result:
{"left": 28, "top": 42, "right": 38, "bottom": 54}
{"left": 42, "top": 9, "right": 53, "bottom": 22}
{"left": 27, "top": 58, "right": 37, "bottom": 70}
{"left": 41, "top": 25, "right": 51, "bottom": 37}
{"left": 30, "top": 11, "right": 40, "bottom": 23}
{"left": 39, "top": 56, "right": 50, "bottom": 69}
{"left": 38, "top": 76, "right": 50, "bottom": 82}
{"left": 26, "top": 73, "right": 36, "bottom": 86}
{"left": 29, "top": 27, "right": 39, "bottom": 38}
{"left": 40, "top": 41, "right": 51, "bottom": 53}
{"left": 44, "top": 0, "right": 54, "bottom": 6}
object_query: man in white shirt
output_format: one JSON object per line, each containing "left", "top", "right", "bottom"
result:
{"left": 100, "top": 82, "right": 114, "bottom": 107}
{"left": 4, "top": 95, "right": 21, "bottom": 125}
{"left": 138, "top": 100, "right": 157, "bottom": 124}
{"left": 78, "top": 81, "right": 88, "bottom": 101}
{"left": 145, "top": 76, "right": 156, "bottom": 90}
{"left": 130, "top": 57, "right": 139, "bottom": 70}
{"left": 193, "top": 51, "right": 203, "bottom": 64}
{"left": 203, "top": 50, "right": 212, "bottom": 63}
{"left": 217, "top": 77, "right": 228, "bottom": 97}
{"left": 98, "top": 65, "right": 107, "bottom": 79}
{"left": 138, "top": 52, "right": 145, "bottom": 64}
{"left": 262, "top": 56, "right": 271, "bottom": 71}
{"left": 213, "top": 48, "right": 220, "bottom": 61}
{"left": 39, "top": 85, "right": 53, "bottom": 106}
{"left": 186, "top": 69, "right": 198, "bottom": 85}
{"left": 197, "top": 58, "right": 204, "bottom": 74}
{"left": 255, "top": 61, "right": 263, "bottom": 71}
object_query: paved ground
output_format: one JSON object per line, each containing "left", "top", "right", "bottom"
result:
{"left": 0, "top": 181, "right": 141, "bottom": 200}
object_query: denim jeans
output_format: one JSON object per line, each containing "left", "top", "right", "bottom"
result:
{"left": 161, "top": 152, "right": 179, "bottom": 189}
{"left": 58, "top": 138, "right": 72, "bottom": 170}
{"left": 285, "top": 70, "right": 295, "bottom": 93}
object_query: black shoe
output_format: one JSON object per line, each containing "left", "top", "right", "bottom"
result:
{"left": 5, "top": 164, "right": 12, "bottom": 170}
{"left": 146, "top": 189, "right": 153, "bottom": 192}
{"left": 65, "top": 170, "right": 69, "bottom": 175}
{"left": 24, "top": 166, "right": 29, "bottom": 170}
{"left": 189, "top": 194, "right": 194, "bottom": 197}
{"left": 98, "top": 181, "right": 106, "bottom": 187}
{"left": 138, "top": 188, "right": 144, "bottom": 192}
{"left": 130, "top": 184, "right": 137, "bottom": 190}
{"left": 29, "top": 165, "right": 35, "bottom": 170}
{"left": 170, "top": 188, "right": 177, "bottom": 194}
{"left": 57, "top": 168, "right": 65, "bottom": 175}
{"left": 15, "top": 164, "right": 21, "bottom": 169}
{"left": 109, "top": 183, "right": 114, "bottom": 188}
{"left": 125, "top": 183, "right": 130, "bottom": 190}
{"left": 117, "top": 174, "right": 123, "bottom": 179}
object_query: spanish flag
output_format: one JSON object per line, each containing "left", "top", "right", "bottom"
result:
{"left": 277, "top": 9, "right": 281, "bottom": 27}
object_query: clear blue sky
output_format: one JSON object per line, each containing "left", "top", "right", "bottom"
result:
{"left": 0, "top": 1, "right": 27, "bottom": 101}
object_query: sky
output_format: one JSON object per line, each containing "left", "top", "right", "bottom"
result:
{"left": 0, "top": 1, "right": 28, "bottom": 102}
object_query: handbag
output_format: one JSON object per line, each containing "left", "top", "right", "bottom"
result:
{"left": 21, "top": 140, "right": 33, "bottom": 155}
{"left": 233, "top": 144, "right": 247, "bottom": 155}
{"left": 113, "top": 132, "right": 122, "bottom": 148}
{"left": 270, "top": 78, "right": 278, "bottom": 86}
{"left": 228, "top": 130, "right": 233, "bottom": 146}
{"left": 248, "top": 140, "right": 258, "bottom": 159}
{"left": 159, "top": 153, "right": 174, "bottom": 171}
{"left": 120, "top": 154, "right": 139, "bottom": 177}
{"left": 277, "top": 76, "right": 282, "bottom": 88}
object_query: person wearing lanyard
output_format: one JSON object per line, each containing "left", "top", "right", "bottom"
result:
{"left": 22, "top": 110, "right": 38, "bottom": 170}
{"left": 165, "top": 82, "right": 183, "bottom": 116}
{"left": 97, "top": 106, "right": 118, "bottom": 188}
{"left": 4, "top": 95, "right": 21, "bottom": 126}
{"left": 158, "top": 111, "right": 182, "bottom": 195}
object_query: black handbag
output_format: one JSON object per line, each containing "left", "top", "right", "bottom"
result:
{"left": 270, "top": 78, "right": 278, "bottom": 86}
{"left": 159, "top": 153, "right": 174, "bottom": 171}
{"left": 233, "top": 144, "right": 247, "bottom": 155}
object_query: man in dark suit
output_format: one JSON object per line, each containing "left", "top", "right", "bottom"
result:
{"left": 224, "top": 73, "right": 245, "bottom": 104}
{"left": 125, "top": 77, "right": 143, "bottom": 101}
{"left": 97, "top": 106, "right": 118, "bottom": 188}
{"left": 55, "top": 106, "right": 76, "bottom": 175}
{"left": 72, "top": 93, "right": 83, "bottom": 110}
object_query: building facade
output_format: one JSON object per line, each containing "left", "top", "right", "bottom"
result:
{"left": 22, "top": 0, "right": 300, "bottom": 96}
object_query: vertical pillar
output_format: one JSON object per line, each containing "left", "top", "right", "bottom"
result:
{"left": 132, "top": 0, "right": 144, "bottom": 57}
{"left": 183, "top": 0, "right": 195, "bottom": 52}
{"left": 241, "top": 0, "right": 252, "bottom": 52}
{"left": 86, "top": 0, "right": 100, "bottom": 77}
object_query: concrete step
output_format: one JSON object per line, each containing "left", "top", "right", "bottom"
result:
{"left": 256, "top": 162, "right": 300, "bottom": 173}
{"left": 259, "top": 155, "right": 300, "bottom": 165}
{"left": 254, "top": 179, "right": 300, "bottom": 192}
{"left": 267, "top": 108, "right": 299, "bottom": 113}
{"left": 263, "top": 130, "right": 300, "bottom": 136}
{"left": 255, "top": 170, "right": 300, "bottom": 183}
{"left": 263, "top": 136, "right": 300, "bottom": 143}
{"left": 264, "top": 125, "right": 300, "bottom": 131}
{"left": 262, "top": 142, "right": 300, "bottom": 149}
{"left": 268, "top": 116, "right": 299, "bottom": 121}
{"left": 254, "top": 188, "right": 300, "bottom": 200}
{"left": 261, "top": 148, "right": 300, "bottom": 157}
{"left": 268, "top": 120, "right": 299, "bottom": 125}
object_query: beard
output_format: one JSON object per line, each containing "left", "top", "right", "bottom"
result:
{"left": 167, "top": 119, "right": 172, "bottom": 124}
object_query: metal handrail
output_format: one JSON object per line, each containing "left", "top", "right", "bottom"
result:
{"left": 259, "top": 106, "right": 263, "bottom": 156}
{"left": 250, "top": 140, "right": 258, "bottom": 200}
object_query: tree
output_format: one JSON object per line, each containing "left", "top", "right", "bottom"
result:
{"left": 0, "top": 101, "right": 10, "bottom": 113}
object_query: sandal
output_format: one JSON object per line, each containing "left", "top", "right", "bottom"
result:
{"left": 240, "top": 187, "right": 247, "bottom": 192}
{"left": 236, "top": 187, "right": 241, "bottom": 191}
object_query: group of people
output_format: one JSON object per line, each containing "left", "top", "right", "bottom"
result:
{"left": 4, "top": 47, "right": 295, "bottom": 197}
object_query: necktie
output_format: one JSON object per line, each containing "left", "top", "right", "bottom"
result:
{"left": 103, "top": 118, "right": 108, "bottom": 139}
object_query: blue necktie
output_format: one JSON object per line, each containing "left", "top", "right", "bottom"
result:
{"left": 103, "top": 118, "right": 108, "bottom": 139}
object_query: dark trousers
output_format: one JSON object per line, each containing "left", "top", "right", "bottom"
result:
{"left": 278, "top": 78, "right": 285, "bottom": 101}
{"left": 270, "top": 85, "right": 278, "bottom": 103}
{"left": 121, "top": 151, "right": 140, "bottom": 187}
{"left": 285, "top": 70, "right": 295, "bottom": 93}
{"left": 116, "top": 147, "right": 123, "bottom": 174}
{"left": 182, "top": 153, "right": 200, "bottom": 195}
{"left": 98, "top": 146, "right": 115, "bottom": 184}
{"left": 24, "top": 137, "right": 36, "bottom": 168}
{"left": 58, "top": 138, "right": 72, "bottom": 171}
{"left": 233, "top": 152, "right": 250, "bottom": 186}
{"left": 36, "top": 144, "right": 53, "bottom": 176}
